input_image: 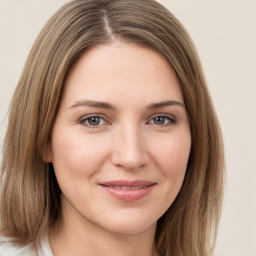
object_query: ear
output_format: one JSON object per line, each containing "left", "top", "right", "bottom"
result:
{"left": 42, "top": 141, "right": 53, "bottom": 163}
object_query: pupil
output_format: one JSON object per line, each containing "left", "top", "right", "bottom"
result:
{"left": 88, "top": 117, "right": 100, "bottom": 126}
{"left": 154, "top": 117, "right": 165, "bottom": 125}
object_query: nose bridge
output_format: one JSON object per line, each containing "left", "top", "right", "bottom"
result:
{"left": 111, "top": 122, "right": 148, "bottom": 170}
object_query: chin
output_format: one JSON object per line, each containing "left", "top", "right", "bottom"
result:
{"left": 98, "top": 212, "right": 158, "bottom": 236}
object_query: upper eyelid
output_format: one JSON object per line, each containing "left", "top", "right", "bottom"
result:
{"left": 147, "top": 113, "right": 176, "bottom": 121}
{"left": 78, "top": 114, "right": 109, "bottom": 126}
{"left": 79, "top": 113, "right": 108, "bottom": 121}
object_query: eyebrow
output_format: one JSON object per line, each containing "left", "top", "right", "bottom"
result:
{"left": 147, "top": 100, "right": 185, "bottom": 109}
{"left": 69, "top": 100, "right": 116, "bottom": 110}
{"left": 69, "top": 99, "right": 184, "bottom": 110}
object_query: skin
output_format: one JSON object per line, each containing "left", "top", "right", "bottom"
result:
{"left": 46, "top": 42, "right": 191, "bottom": 256}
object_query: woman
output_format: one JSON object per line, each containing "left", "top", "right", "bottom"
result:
{"left": 0, "top": 0, "right": 224, "bottom": 255}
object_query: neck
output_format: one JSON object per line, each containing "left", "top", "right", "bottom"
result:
{"left": 49, "top": 199, "right": 158, "bottom": 256}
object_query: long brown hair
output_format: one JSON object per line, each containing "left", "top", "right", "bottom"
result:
{"left": 0, "top": 0, "right": 224, "bottom": 255}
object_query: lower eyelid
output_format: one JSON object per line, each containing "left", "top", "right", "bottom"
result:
{"left": 78, "top": 115, "right": 107, "bottom": 127}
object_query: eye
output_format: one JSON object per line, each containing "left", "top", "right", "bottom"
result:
{"left": 148, "top": 115, "right": 176, "bottom": 126}
{"left": 79, "top": 116, "right": 107, "bottom": 128}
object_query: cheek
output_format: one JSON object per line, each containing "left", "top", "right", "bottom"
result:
{"left": 50, "top": 127, "right": 110, "bottom": 179}
{"left": 144, "top": 132, "right": 191, "bottom": 215}
{"left": 151, "top": 132, "right": 191, "bottom": 185}
{"left": 156, "top": 132, "right": 190, "bottom": 165}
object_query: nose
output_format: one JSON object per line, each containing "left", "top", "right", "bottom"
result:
{"left": 110, "top": 124, "right": 149, "bottom": 171}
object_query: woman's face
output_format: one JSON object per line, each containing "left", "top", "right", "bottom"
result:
{"left": 47, "top": 42, "right": 191, "bottom": 236}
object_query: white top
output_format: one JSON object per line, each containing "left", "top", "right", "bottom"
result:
{"left": 0, "top": 236, "right": 53, "bottom": 256}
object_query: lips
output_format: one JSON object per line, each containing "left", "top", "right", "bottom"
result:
{"left": 104, "top": 185, "right": 148, "bottom": 190}
{"left": 99, "top": 180, "right": 156, "bottom": 202}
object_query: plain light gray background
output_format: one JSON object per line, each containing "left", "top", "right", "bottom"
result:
{"left": 0, "top": 1, "right": 255, "bottom": 255}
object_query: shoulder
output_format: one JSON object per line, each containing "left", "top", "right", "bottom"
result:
{"left": 0, "top": 236, "right": 53, "bottom": 256}
{"left": 0, "top": 237, "right": 35, "bottom": 256}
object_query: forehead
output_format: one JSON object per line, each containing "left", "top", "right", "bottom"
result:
{"left": 62, "top": 42, "right": 184, "bottom": 107}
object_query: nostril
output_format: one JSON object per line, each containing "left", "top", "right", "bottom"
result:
{"left": 110, "top": 128, "right": 149, "bottom": 170}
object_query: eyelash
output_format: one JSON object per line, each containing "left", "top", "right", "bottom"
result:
{"left": 78, "top": 114, "right": 177, "bottom": 128}
{"left": 79, "top": 114, "right": 109, "bottom": 128}
{"left": 147, "top": 114, "right": 177, "bottom": 127}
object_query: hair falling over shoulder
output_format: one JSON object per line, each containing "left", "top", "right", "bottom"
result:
{"left": 0, "top": 0, "right": 225, "bottom": 255}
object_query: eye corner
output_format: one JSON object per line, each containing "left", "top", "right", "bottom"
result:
{"left": 147, "top": 114, "right": 177, "bottom": 127}
{"left": 78, "top": 114, "right": 111, "bottom": 129}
